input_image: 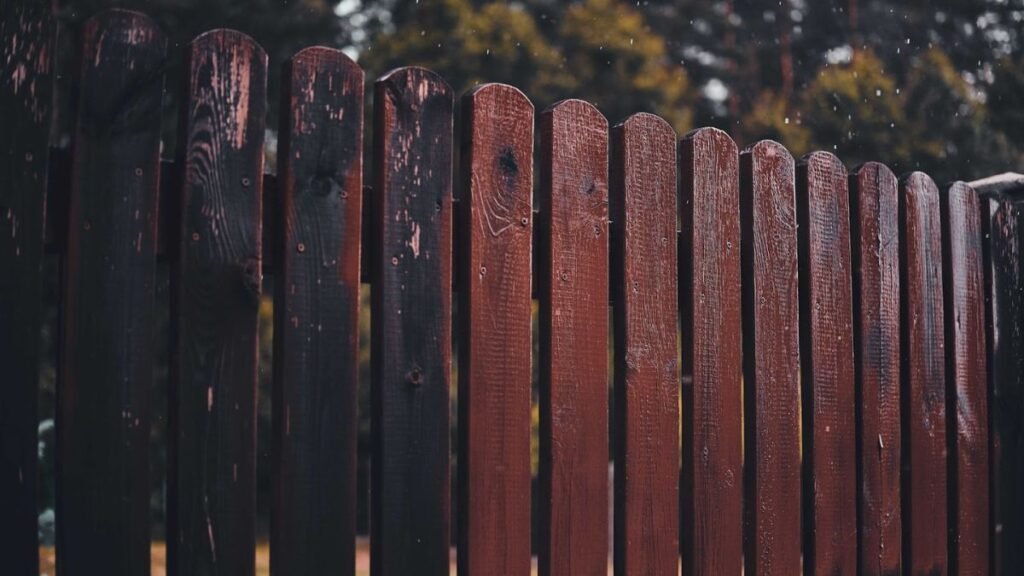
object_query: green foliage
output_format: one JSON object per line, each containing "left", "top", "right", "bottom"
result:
{"left": 801, "top": 51, "right": 909, "bottom": 169}
{"left": 990, "top": 56, "right": 1024, "bottom": 147}
{"left": 738, "top": 90, "right": 812, "bottom": 156}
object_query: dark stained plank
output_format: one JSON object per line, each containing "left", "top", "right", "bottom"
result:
{"left": 457, "top": 82, "right": 534, "bottom": 576}
{"left": 0, "top": 1, "right": 54, "bottom": 572}
{"left": 739, "top": 140, "right": 800, "bottom": 576}
{"left": 56, "top": 10, "right": 165, "bottom": 575}
{"left": 168, "top": 29, "right": 267, "bottom": 576}
{"left": 899, "top": 172, "right": 948, "bottom": 576}
{"left": 537, "top": 99, "right": 609, "bottom": 576}
{"left": 981, "top": 195, "right": 1024, "bottom": 576}
{"left": 271, "top": 47, "right": 363, "bottom": 576}
{"left": 610, "top": 113, "right": 679, "bottom": 576}
{"left": 370, "top": 66, "right": 453, "bottom": 576}
{"left": 849, "top": 162, "right": 902, "bottom": 576}
{"left": 796, "top": 151, "right": 857, "bottom": 576}
{"left": 940, "top": 181, "right": 989, "bottom": 576}
{"left": 680, "top": 127, "right": 743, "bottom": 575}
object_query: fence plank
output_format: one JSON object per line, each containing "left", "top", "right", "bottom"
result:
{"left": 271, "top": 47, "right": 363, "bottom": 576}
{"left": 371, "top": 66, "right": 453, "bottom": 576}
{"left": 0, "top": 1, "right": 54, "bottom": 572}
{"left": 457, "top": 82, "right": 534, "bottom": 576}
{"left": 169, "top": 29, "right": 267, "bottom": 576}
{"left": 981, "top": 196, "right": 1024, "bottom": 576}
{"left": 849, "top": 162, "right": 902, "bottom": 576}
{"left": 797, "top": 151, "right": 857, "bottom": 576}
{"left": 739, "top": 140, "right": 800, "bottom": 576}
{"left": 680, "top": 127, "right": 743, "bottom": 575}
{"left": 611, "top": 113, "right": 678, "bottom": 576}
{"left": 899, "top": 171, "right": 948, "bottom": 576}
{"left": 940, "top": 181, "right": 989, "bottom": 576}
{"left": 538, "top": 99, "right": 609, "bottom": 576}
{"left": 57, "top": 11, "right": 165, "bottom": 575}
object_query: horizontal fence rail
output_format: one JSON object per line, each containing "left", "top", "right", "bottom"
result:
{"left": 2, "top": 5, "right": 1023, "bottom": 576}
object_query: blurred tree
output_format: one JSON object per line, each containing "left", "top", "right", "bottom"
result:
{"left": 989, "top": 55, "right": 1024, "bottom": 147}
{"left": 801, "top": 50, "right": 910, "bottom": 170}
{"left": 737, "top": 90, "right": 812, "bottom": 155}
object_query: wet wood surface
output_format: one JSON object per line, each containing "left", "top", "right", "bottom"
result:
{"left": 611, "top": 113, "right": 679, "bottom": 576}
{"left": 941, "top": 181, "right": 989, "bottom": 576}
{"left": 797, "top": 151, "right": 857, "bottom": 576}
{"left": 680, "top": 127, "right": 743, "bottom": 575}
{"left": 739, "top": 140, "right": 801, "bottom": 576}
{"left": 899, "top": 172, "right": 948, "bottom": 576}
{"left": 58, "top": 11, "right": 165, "bottom": 575}
{"left": 0, "top": 0, "right": 54, "bottom": 571}
{"left": 169, "top": 29, "right": 267, "bottom": 576}
{"left": 271, "top": 47, "right": 363, "bottom": 576}
{"left": 457, "top": 83, "right": 534, "bottom": 576}
{"left": 849, "top": 162, "right": 902, "bottom": 576}
{"left": 370, "top": 66, "right": 453, "bottom": 576}
{"left": 981, "top": 195, "right": 1024, "bottom": 576}
{"left": 537, "top": 99, "right": 609, "bottom": 576}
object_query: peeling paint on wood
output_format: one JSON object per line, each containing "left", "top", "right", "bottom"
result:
{"left": 170, "top": 28, "right": 266, "bottom": 576}
{"left": 272, "top": 46, "right": 363, "bottom": 576}
{"left": 371, "top": 66, "right": 453, "bottom": 576}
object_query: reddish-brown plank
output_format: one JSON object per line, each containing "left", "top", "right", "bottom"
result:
{"left": 169, "top": 29, "right": 267, "bottom": 576}
{"left": 940, "top": 181, "right": 989, "bottom": 576}
{"left": 899, "top": 171, "right": 948, "bottom": 576}
{"left": 796, "top": 151, "right": 857, "bottom": 576}
{"left": 271, "top": 47, "right": 363, "bottom": 576}
{"left": 57, "top": 11, "right": 165, "bottom": 575}
{"left": 537, "top": 99, "right": 609, "bottom": 576}
{"left": 981, "top": 196, "right": 1024, "bottom": 575}
{"left": 371, "top": 66, "right": 453, "bottom": 576}
{"left": 610, "top": 113, "right": 679, "bottom": 576}
{"left": 739, "top": 140, "right": 800, "bottom": 576}
{"left": 849, "top": 162, "right": 902, "bottom": 576}
{"left": 456, "top": 82, "right": 534, "bottom": 576}
{"left": 680, "top": 127, "right": 743, "bottom": 575}
{"left": 0, "top": 0, "right": 54, "bottom": 571}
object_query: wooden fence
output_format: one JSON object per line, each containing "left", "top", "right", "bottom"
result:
{"left": 2, "top": 5, "right": 1023, "bottom": 576}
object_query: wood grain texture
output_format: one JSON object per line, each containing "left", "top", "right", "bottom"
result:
{"left": 271, "top": 47, "right": 363, "bottom": 576}
{"left": 849, "top": 162, "right": 901, "bottom": 576}
{"left": 981, "top": 196, "right": 1024, "bottom": 576}
{"left": 739, "top": 140, "right": 800, "bottom": 576}
{"left": 796, "top": 151, "right": 857, "bottom": 576}
{"left": 0, "top": 0, "right": 53, "bottom": 571}
{"left": 537, "top": 99, "right": 609, "bottom": 576}
{"left": 899, "top": 172, "right": 948, "bottom": 576}
{"left": 370, "top": 66, "right": 453, "bottom": 576}
{"left": 680, "top": 127, "right": 743, "bottom": 576}
{"left": 457, "top": 82, "right": 534, "bottom": 576}
{"left": 169, "top": 29, "right": 266, "bottom": 576}
{"left": 940, "top": 181, "right": 988, "bottom": 576}
{"left": 610, "top": 113, "right": 679, "bottom": 576}
{"left": 57, "top": 11, "right": 165, "bottom": 575}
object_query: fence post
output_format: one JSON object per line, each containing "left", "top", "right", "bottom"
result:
{"left": 169, "top": 29, "right": 267, "bottom": 576}
{"left": 371, "top": 66, "right": 453, "bottom": 576}
{"left": 0, "top": 1, "right": 55, "bottom": 572}
{"left": 849, "top": 162, "right": 902, "bottom": 576}
{"left": 680, "top": 126, "right": 744, "bottom": 575}
{"left": 797, "top": 151, "right": 857, "bottom": 576}
{"left": 981, "top": 195, "right": 1024, "bottom": 575}
{"left": 740, "top": 140, "right": 801, "bottom": 576}
{"left": 271, "top": 46, "right": 363, "bottom": 576}
{"left": 611, "top": 113, "right": 679, "bottom": 576}
{"left": 457, "top": 82, "right": 534, "bottom": 576}
{"left": 538, "top": 99, "right": 610, "bottom": 576}
{"left": 57, "top": 10, "right": 165, "bottom": 574}
{"left": 899, "top": 171, "right": 948, "bottom": 574}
